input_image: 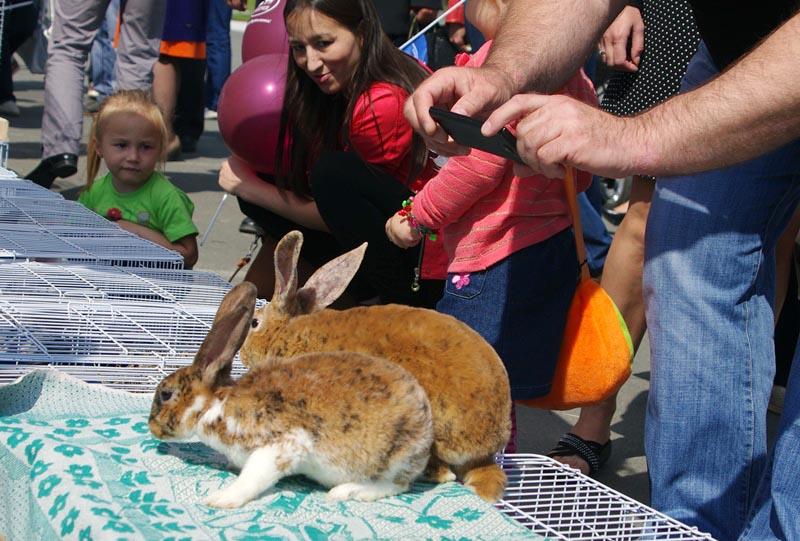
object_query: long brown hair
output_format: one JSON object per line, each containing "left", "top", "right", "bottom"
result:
{"left": 85, "top": 90, "right": 169, "bottom": 189}
{"left": 275, "top": 0, "right": 430, "bottom": 197}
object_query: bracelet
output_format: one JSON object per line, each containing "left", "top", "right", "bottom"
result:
{"left": 397, "top": 196, "right": 437, "bottom": 241}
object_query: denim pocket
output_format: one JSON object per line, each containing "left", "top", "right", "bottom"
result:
{"left": 443, "top": 270, "right": 486, "bottom": 300}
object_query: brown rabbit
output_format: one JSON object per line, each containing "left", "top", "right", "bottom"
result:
{"left": 149, "top": 282, "right": 434, "bottom": 508}
{"left": 238, "top": 231, "right": 512, "bottom": 502}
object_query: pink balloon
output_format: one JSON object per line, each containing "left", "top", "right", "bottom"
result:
{"left": 242, "top": 0, "right": 289, "bottom": 63}
{"left": 218, "top": 53, "right": 288, "bottom": 174}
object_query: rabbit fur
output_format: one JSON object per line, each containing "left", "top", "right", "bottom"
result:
{"left": 149, "top": 282, "right": 434, "bottom": 508}
{"left": 238, "top": 231, "right": 512, "bottom": 502}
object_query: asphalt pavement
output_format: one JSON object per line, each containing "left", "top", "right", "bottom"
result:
{"left": 5, "top": 25, "right": 656, "bottom": 505}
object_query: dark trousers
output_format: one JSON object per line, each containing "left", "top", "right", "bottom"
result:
{"left": 173, "top": 57, "right": 206, "bottom": 144}
{"left": 0, "top": 3, "right": 39, "bottom": 102}
{"left": 311, "top": 150, "right": 442, "bottom": 307}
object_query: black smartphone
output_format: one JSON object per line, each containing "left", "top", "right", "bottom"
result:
{"left": 429, "top": 106, "right": 524, "bottom": 164}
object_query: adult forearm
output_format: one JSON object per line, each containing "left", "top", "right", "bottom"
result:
{"left": 238, "top": 180, "right": 329, "bottom": 232}
{"left": 486, "top": 0, "right": 625, "bottom": 93}
{"left": 635, "top": 14, "right": 800, "bottom": 176}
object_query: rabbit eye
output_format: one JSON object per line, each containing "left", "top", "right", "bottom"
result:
{"left": 159, "top": 389, "right": 174, "bottom": 403}
{"left": 251, "top": 318, "right": 259, "bottom": 329}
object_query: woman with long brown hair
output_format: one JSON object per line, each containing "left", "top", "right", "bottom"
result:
{"left": 219, "top": 0, "right": 445, "bottom": 305}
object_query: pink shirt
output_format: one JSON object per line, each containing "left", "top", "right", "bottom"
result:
{"left": 411, "top": 42, "right": 597, "bottom": 273}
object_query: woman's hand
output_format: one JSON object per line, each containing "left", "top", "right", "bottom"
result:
{"left": 385, "top": 213, "right": 422, "bottom": 249}
{"left": 218, "top": 156, "right": 259, "bottom": 199}
{"left": 598, "top": 5, "right": 644, "bottom": 72}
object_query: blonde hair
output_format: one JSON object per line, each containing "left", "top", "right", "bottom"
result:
{"left": 85, "top": 89, "right": 169, "bottom": 188}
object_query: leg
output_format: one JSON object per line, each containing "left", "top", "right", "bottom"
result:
{"left": 89, "top": 0, "right": 119, "bottom": 99}
{"left": 41, "top": 0, "right": 107, "bottom": 157}
{"left": 741, "top": 349, "right": 800, "bottom": 540}
{"left": 204, "top": 445, "right": 290, "bottom": 508}
{"left": 0, "top": 3, "right": 39, "bottom": 104}
{"left": 205, "top": 0, "right": 232, "bottom": 111}
{"left": 423, "top": 454, "right": 456, "bottom": 483}
{"left": 311, "top": 151, "right": 432, "bottom": 307}
{"left": 173, "top": 57, "right": 207, "bottom": 152}
{"left": 644, "top": 149, "right": 800, "bottom": 539}
{"left": 114, "top": 0, "right": 165, "bottom": 90}
{"left": 326, "top": 481, "right": 409, "bottom": 502}
{"left": 152, "top": 56, "right": 180, "bottom": 155}
{"left": 553, "top": 177, "right": 654, "bottom": 474}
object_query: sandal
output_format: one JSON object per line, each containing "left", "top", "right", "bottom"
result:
{"left": 547, "top": 432, "right": 611, "bottom": 475}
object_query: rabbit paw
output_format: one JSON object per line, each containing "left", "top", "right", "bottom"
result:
{"left": 326, "top": 481, "right": 407, "bottom": 502}
{"left": 204, "top": 487, "right": 252, "bottom": 509}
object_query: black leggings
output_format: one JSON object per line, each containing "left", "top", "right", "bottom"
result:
{"left": 311, "top": 150, "right": 442, "bottom": 307}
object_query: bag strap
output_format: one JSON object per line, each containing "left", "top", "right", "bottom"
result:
{"left": 563, "top": 166, "right": 590, "bottom": 282}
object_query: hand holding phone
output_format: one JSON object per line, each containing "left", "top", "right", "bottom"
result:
{"left": 429, "top": 107, "right": 524, "bottom": 164}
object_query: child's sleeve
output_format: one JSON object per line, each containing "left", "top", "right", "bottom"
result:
{"left": 158, "top": 189, "right": 199, "bottom": 243}
{"left": 412, "top": 149, "right": 511, "bottom": 230}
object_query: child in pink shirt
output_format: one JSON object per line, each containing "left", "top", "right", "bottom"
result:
{"left": 386, "top": 0, "right": 596, "bottom": 451}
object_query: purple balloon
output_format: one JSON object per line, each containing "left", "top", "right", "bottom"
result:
{"left": 242, "top": 0, "right": 289, "bottom": 62}
{"left": 218, "top": 53, "right": 288, "bottom": 174}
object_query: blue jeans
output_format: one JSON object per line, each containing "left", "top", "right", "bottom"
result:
{"left": 580, "top": 177, "right": 612, "bottom": 276}
{"left": 205, "top": 0, "right": 232, "bottom": 111}
{"left": 89, "top": 0, "right": 119, "bottom": 97}
{"left": 436, "top": 228, "right": 578, "bottom": 400}
{"left": 643, "top": 42, "right": 800, "bottom": 541}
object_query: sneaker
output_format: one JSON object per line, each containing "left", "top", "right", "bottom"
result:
{"left": 204, "top": 108, "right": 218, "bottom": 120}
{"left": 86, "top": 88, "right": 100, "bottom": 99}
{"left": 0, "top": 100, "right": 20, "bottom": 117}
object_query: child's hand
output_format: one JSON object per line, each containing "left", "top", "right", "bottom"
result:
{"left": 385, "top": 213, "right": 422, "bottom": 249}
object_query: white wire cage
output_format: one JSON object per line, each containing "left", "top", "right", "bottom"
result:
{"left": 495, "top": 454, "right": 715, "bottom": 540}
{"left": 0, "top": 261, "right": 232, "bottom": 307}
{"left": 0, "top": 298, "right": 247, "bottom": 391}
{"left": 0, "top": 224, "right": 184, "bottom": 268}
{"left": 0, "top": 178, "right": 62, "bottom": 198}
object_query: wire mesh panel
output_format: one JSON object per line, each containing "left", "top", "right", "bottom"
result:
{"left": 0, "top": 262, "right": 232, "bottom": 307}
{"left": 496, "top": 454, "right": 715, "bottom": 540}
{"left": 0, "top": 299, "right": 246, "bottom": 391}
{"left": 0, "top": 179, "right": 62, "bottom": 198}
{"left": 0, "top": 196, "right": 118, "bottom": 228}
{"left": 0, "top": 224, "right": 184, "bottom": 268}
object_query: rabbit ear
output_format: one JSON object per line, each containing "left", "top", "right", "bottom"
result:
{"left": 271, "top": 231, "right": 303, "bottom": 313}
{"left": 296, "top": 242, "right": 368, "bottom": 313}
{"left": 215, "top": 282, "right": 258, "bottom": 324}
{"left": 194, "top": 301, "right": 254, "bottom": 387}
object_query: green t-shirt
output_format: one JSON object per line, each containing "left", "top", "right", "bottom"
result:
{"left": 79, "top": 171, "right": 198, "bottom": 242}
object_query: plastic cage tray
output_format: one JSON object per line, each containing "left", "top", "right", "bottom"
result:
{"left": 495, "top": 454, "right": 715, "bottom": 540}
{"left": 0, "top": 178, "right": 63, "bottom": 198}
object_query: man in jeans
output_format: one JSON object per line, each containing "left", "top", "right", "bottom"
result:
{"left": 27, "top": 0, "right": 166, "bottom": 188}
{"left": 404, "top": 0, "right": 800, "bottom": 538}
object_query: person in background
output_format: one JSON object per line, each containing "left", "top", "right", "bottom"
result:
{"left": 80, "top": 90, "right": 199, "bottom": 268}
{"left": 26, "top": 0, "right": 166, "bottom": 189}
{"left": 204, "top": 0, "right": 233, "bottom": 120}
{"left": 153, "top": 0, "right": 210, "bottom": 159}
{"left": 0, "top": 0, "right": 39, "bottom": 117}
{"left": 86, "top": 0, "right": 121, "bottom": 113}
{"left": 373, "top": 0, "right": 442, "bottom": 47}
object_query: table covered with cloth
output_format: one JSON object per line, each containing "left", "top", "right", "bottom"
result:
{"left": 0, "top": 369, "right": 536, "bottom": 540}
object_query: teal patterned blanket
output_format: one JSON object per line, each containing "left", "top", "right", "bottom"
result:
{"left": 0, "top": 370, "right": 536, "bottom": 540}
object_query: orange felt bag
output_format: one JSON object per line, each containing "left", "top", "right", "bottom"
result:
{"left": 521, "top": 167, "right": 633, "bottom": 410}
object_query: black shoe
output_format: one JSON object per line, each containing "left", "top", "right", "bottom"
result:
{"left": 239, "top": 217, "right": 265, "bottom": 236}
{"left": 26, "top": 153, "right": 78, "bottom": 188}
